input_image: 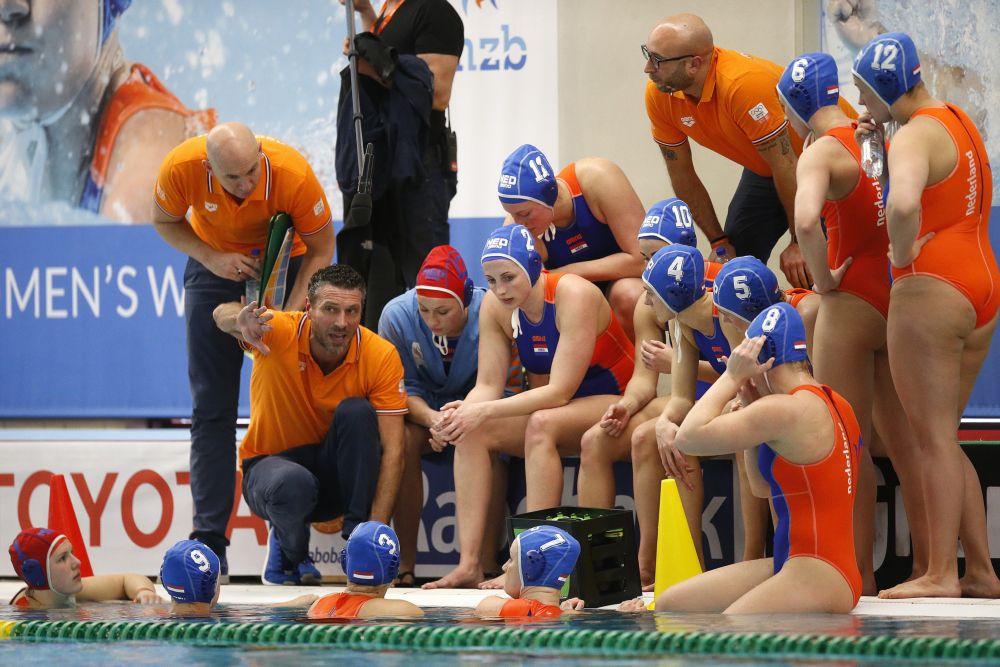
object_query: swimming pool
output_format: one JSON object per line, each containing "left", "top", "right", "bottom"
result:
{"left": 3, "top": 602, "right": 1000, "bottom": 665}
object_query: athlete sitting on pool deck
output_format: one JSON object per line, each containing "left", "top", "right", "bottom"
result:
{"left": 475, "top": 526, "right": 584, "bottom": 618}
{"left": 308, "top": 522, "right": 423, "bottom": 620}
{"left": 647, "top": 303, "right": 862, "bottom": 614}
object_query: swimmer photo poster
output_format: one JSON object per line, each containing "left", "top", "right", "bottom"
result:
{"left": 1, "top": 0, "right": 558, "bottom": 418}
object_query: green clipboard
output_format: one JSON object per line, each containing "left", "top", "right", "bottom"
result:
{"left": 257, "top": 212, "right": 294, "bottom": 309}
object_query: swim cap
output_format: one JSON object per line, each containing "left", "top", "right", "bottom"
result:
{"left": 745, "top": 302, "right": 809, "bottom": 366}
{"left": 160, "top": 540, "right": 220, "bottom": 604}
{"left": 9, "top": 528, "right": 67, "bottom": 591}
{"left": 497, "top": 144, "right": 558, "bottom": 208}
{"left": 642, "top": 244, "right": 705, "bottom": 314}
{"left": 777, "top": 52, "right": 840, "bottom": 127}
{"left": 852, "top": 32, "right": 921, "bottom": 108}
{"left": 416, "top": 245, "right": 473, "bottom": 308}
{"left": 340, "top": 521, "right": 400, "bottom": 586}
{"left": 638, "top": 198, "right": 698, "bottom": 247}
{"left": 103, "top": 0, "right": 132, "bottom": 44}
{"left": 713, "top": 257, "right": 784, "bottom": 323}
{"left": 512, "top": 526, "right": 580, "bottom": 590}
{"left": 481, "top": 224, "right": 543, "bottom": 286}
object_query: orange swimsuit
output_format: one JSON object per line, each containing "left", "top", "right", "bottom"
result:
{"left": 758, "top": 384, "right": 862, "bottom": 605}
{"left": 821, "top": 126, "right": 891, "bottom": 317}
{"left": 307, "top": 592, "right": 373, "bottom": 619}
{"left": 498, "top": 598, "right": 562, "bottom": 618}
{"left": 890, "top": 104, "right": 1000, "bottom": 327}
{"left": 784, "top": 287, "right": 815, "bottom": 310}
{"left": 80, "top": 63, "right": 216, "bottom": 213}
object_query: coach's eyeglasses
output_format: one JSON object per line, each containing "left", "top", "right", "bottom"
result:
{"left": 641, "top": 44, "right": 694, "bottom": 70}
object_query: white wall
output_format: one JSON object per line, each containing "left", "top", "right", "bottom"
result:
{"left": 557, "top": 0, "right": 817, "bottom": 276}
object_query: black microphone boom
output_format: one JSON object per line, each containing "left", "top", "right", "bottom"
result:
{"left": 344, "top": 0, "right": 375, "bottom": 231}
{"left": 345, "top": 144, "right": 374, "bottom": 230}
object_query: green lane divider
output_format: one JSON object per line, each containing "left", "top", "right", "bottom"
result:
{"left": 3, "top": 619, "right": 1000, "bottom": 661}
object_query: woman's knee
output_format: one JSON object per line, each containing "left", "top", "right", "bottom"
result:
{"left": 608, "top": 279, "right": 642, "bottom": 315}
{"left": 631, "top": 422, "right": 655, "bottom": 461}
{"left": 579, "top": 423, "right": 606, "bottom": 463}
{"left": 524, "top": 409, "right": 558, "bottom": 451}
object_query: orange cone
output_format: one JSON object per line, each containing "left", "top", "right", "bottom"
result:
{"left": 47, "top": 474, "right": 94, "bottom": 577}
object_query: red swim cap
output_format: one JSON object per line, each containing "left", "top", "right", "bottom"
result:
{"left": 416, "top": 245, "right": 473, "bottom": 308}
{"left": 9, "top": 527, "right": 68, "bottom": 590}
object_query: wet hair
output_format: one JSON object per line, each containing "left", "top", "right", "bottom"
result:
{"left": 307, "top": 265, "right": 367, "bottom": 302}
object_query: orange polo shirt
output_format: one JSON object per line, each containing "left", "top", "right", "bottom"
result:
{"left": 153, "top": 135, "right": 331, "bottom": 257}
{"left": 240, "top": 311, "right": 408, "bottom": 460}
{"left": 645, "top": 47, "right": 856, "bottom": 177}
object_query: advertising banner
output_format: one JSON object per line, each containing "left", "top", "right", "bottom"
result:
{"left": 0, "top": 438, "right": 737, "bottom": 578}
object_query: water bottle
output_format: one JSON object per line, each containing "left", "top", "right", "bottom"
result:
{"left": 714, "top": 246, "right": 728, "bottom": 263}
{"left": 861, "top": 128, "right": 884, "bottom": 178}
{"left": 244, "top": 248, "right": 261, "bottom": 305}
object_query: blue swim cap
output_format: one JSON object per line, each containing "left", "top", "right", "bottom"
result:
{"left": 852, "top": 32, "right": 922, "bottom": 108}
{"left": 481, "top": 224, "right": 543, "bottom": 286}
{"left": 638, "top": 198, "right": 698, "bottom": 247}
{"left": 513, "top": 526, "right": 580, "bottom": 590}
{"left": 103, "top": 0, "right": 132, "bottom": 44}
{"left": 160, "top": 540, "right": 220, "bottom": 604}
{"left": 642, "top": 244, "right": 705, "bottom": 314}
{"left": 340, "top": 521, "right": 400, "bottom": 586}
{"left": 745, "top": 302, "right": 809, "bottom": 367}
{"left": 498, "top": 144, "right": 558, "bottom": 208}
{"left": 777, "top": 52, "right": 841, "bottom": 127}
{"left": 713, "top": 257, "right": 784, "bottom": 323}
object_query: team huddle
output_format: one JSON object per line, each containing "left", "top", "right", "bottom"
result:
{"left": 392, "top": 20, "right": 996, "bottom": 612}
{"left": 12, "top": 12, "right": 996, "bottom": 619}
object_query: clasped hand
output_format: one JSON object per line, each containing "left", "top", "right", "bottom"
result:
{"left": 431, "top": 400, "right": 488, "bottom": 445}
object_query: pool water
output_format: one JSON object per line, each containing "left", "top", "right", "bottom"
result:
{"left": 2, "top": 603, "right": 1000, "bottom": 665}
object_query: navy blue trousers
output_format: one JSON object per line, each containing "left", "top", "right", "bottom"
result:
{"left": 184, "top": 255, "right": 301, "bottom": 560}
{"left": 725, "top": 168, "right": 791, "bottom": 263}
{"left": 241, "top": 397, "right": 383, "bottom": 563}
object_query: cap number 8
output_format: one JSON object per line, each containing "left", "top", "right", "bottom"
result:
{"left": 761, "top": 307, "right": 781, "bottom": 332}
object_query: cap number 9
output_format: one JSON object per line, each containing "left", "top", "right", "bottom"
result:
{"left": 190, "top": 549, "right": 212, "bottom": 573}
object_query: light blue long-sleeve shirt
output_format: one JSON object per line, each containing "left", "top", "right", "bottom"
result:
{"left": 378, "top": 288, "right": 486, "bottom": 411}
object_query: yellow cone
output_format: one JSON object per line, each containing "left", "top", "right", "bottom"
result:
{"left": 648, "top": 478, "right": 702, "bottom": 610}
